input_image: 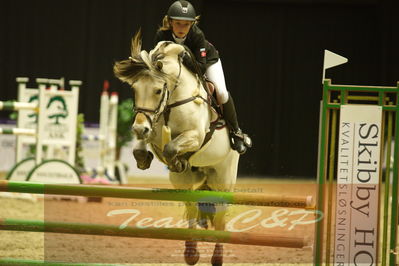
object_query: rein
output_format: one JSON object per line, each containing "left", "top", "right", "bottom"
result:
{"left": 162, "top": 74, "right": 210, "bottom": 125}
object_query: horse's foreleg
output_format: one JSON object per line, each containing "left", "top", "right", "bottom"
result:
{"left": 184, "top": 202, "right": 200, "bottom": 265}
{"left": 132, "top": 140, "right": 153, "bottom": 170}
{"left": 211, "top": 204, "right": 228, "bottom": 266}
{"left": 163, "top": 130, "right": 202, "bottom": 172}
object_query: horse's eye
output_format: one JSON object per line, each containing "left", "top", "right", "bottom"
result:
{"left": 155, "top": 89, "right": 162, "bottom": 95}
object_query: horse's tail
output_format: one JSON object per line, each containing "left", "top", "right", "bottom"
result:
{"left": 197, "top": 183, "right": 215, "bottom": 229}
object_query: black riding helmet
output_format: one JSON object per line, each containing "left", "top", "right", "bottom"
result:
{"left": 167, "top": 1, "right": 196, "bottom": 21}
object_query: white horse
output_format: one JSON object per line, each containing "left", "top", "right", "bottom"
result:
{"left": 114, "top": 32, "right": 239, "bottom": 265}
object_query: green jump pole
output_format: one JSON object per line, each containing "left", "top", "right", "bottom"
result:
{"left": 0, "top": 218, "right": 308, "bottom": 249}
{"left": 0, "top": 128, "right": 36, "bottom": 136}
{"left": 0, "top": 101, "right": 37, "bottom": 111}
{"left": 0, "top": 180, "right": 313, "bottom": 209}
{"left": 0, "top": 258, "right": 126, "bottom": 266}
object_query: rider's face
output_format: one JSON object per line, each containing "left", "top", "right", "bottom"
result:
{"left": 170, "top": 19, "right": 193, "bottom": 38}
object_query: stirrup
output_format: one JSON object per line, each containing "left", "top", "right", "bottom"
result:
{"left": 229, "top": 130, "right": 252, "bottom": 154}
{"left": 231, "top": 130, "right": 252, "bottom": 148}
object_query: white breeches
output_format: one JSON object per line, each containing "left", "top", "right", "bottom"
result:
{"left": 205, "top": 59, "right": 229, "bottom": 104}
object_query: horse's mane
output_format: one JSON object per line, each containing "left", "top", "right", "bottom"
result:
{"left": 113, "top": 31, "right": 175, "bottom": 85}
{"left": 114, "top": 31, "right": 203, "bottom": 86}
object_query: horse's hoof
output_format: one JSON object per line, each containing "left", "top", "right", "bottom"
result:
{"left": 184, "top": 248, "right": 200, "bottom": 265}
{"left": 168, "top": 159, "right": 188, "bottom": 173}
{"left": 163, "top": 143, "right": 177, "bottom": 161}
{"left": 211, "top": 244, "right": 223, "bottom": 266}
{"left": 177, "top": 159, "right": 188, "bottom": 172}
{"left": 133, "top": 150, "right": 153, "bottom": 170}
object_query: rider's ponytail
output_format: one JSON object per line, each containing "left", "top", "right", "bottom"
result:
{"left": 159, "top": 15, "right": 171, "bottom": 31}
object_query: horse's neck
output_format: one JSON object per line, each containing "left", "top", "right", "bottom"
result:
{"left": 169, "top": 70, "right": 201, "bottom": 101}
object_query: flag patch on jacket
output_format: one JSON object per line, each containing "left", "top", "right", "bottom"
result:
{"left": 200, "top": 48, "right": 206, "bottom": 57}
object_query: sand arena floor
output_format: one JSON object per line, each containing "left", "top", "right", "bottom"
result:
{"left": 0, "top": 176, "right": 316, "bottom": 265}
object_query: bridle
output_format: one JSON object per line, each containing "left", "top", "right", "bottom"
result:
{"left": 133, "top": 51, "right": 209, "bottom": 129}
{"left": 133, "top": 82, "right": 170, "bottom": 128}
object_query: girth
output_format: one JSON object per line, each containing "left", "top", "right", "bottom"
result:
{"left": 162, "top": 94, "right": 209, "bottom": 125}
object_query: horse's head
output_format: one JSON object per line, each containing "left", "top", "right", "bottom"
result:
{"left": 129, "top": 74, "right": 170, "bottom": 139}
{"left": 113, "top": 31, "right": 178, "bottom": 140}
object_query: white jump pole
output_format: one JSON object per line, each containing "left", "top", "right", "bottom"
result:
{"left": 104, "top": 91, "right": 118, "bottom": 179}
{"left": 83, "top": 81, "right": 125, "bottom": 183}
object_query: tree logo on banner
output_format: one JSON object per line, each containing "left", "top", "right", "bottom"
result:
{"left": 46, "top": 96, "right": 69, "bottom": 125}
{"left": 27, "top": 94, "right": 39, "bottom": 123}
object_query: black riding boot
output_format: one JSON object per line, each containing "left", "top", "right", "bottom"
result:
{"left": 222, "top": 93, "right": 252, "bottom": 154}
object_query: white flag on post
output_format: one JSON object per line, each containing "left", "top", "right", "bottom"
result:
{"left": 322, "top": 50, "right": 348, "bottom": 83}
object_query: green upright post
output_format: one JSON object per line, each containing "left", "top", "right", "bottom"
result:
{"left": 388, "top": 85, "right": 399, "bottom": 265}
{"left": 314, "top": 80, "right": 333, "bottom": 265}
{"left": 382, "top": 111, "right": 393, "bottom": 265}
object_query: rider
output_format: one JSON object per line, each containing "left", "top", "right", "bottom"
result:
{"left": 154, "top": 0, "right": 251, "bottom": 154}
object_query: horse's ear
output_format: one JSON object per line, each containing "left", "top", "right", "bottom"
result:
{"left": 155, "top": 60, "right": 163, "bottom": 70}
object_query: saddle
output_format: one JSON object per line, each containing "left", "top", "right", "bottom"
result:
{"left": 206, "top": 80, "right": 216, "bottom": 97}
{"left": 204, "top": 79, "right": 223, "bottom": 117}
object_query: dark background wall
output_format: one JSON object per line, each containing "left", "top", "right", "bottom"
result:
{"left": 1, "top": 0, "right": 397, "bottom": 177}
